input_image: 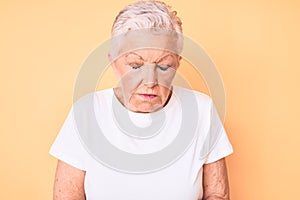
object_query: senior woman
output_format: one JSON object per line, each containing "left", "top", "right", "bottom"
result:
{"left": 50, "top": 1, "right": 233, "bottom": 200}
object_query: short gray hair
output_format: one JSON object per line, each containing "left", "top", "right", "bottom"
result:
{"left": 112, "top": 0, "right": 183, "bottom": 36}
{"left": 109, "top": 1, "right": 183, "bottom": 59}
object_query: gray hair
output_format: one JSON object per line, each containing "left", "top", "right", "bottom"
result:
{"left": 112, "top": 0, "right": 182, "bottom": 36}
{"left": 109, "top": 1, "right": 183, "bottom": 59}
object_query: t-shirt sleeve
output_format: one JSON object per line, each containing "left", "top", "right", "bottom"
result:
{"left": 49, "top": 106, "right": 89, "bottom": 170}
{"left": 204, "top": 100, "right": 233, "bottom": 164}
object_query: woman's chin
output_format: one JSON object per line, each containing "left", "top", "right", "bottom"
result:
{"left": 129, "top": 102, "right": 163, "bottom": 113}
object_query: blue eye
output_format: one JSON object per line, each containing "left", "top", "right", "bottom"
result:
{"left": 157, "top": 65, "right": 169, "bottom": 71}
{"left": 131, "top": 65, "right": 142, "bottom": 70}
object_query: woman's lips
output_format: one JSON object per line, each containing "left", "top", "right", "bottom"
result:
{"left": 139, "top": 94, "right": 157, "bottom": 99}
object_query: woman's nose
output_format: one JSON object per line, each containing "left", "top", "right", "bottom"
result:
{"left": 142, "top": 64, "right": 158, "bottom": 87}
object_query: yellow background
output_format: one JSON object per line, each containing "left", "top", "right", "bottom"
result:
{"left": 1, "top": 0, "right": 299, "bottom": 199}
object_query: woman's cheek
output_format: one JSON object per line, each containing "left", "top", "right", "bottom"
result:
{"left": 157, "top": 70, "right": 176, "bottom": 88}
{"left": 120, "top": 70, "right": 143, "bottom": 94}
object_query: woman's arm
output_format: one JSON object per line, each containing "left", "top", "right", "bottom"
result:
{"left": 53, "top": 160, "right": 86, "bottom": 200}
{"left": 202, "top": 158, "right": 230, "bottom": 200}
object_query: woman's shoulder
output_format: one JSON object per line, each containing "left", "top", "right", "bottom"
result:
{"left": 173, "top": 86, "right": 212, "bottom": 105}
{"left": 74, "top": 88, "right": 113, "bottom": 101}
{"left": 71, "top": 88, "right": 114, "bottom": 109}
{"left": 94, "top": 88, "right": 114, "bottom": 98}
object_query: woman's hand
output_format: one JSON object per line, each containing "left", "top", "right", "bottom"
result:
{"left": 202, "top": 158, "right": 230, "bottom": 200}
{"left": 53, "top": 160, "right": 86, "bottom": 200}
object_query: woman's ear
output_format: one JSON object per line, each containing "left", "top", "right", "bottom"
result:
{"left": 175, "top": 55, "right": 182, "bottom": 69}
{"left": 108, "top": 53, "right": 113, "bottom": 63}
{"left": 108, "top": 53, "right": 123, "bottom": 80}
{"left": 110, "top": 60, "right": 121, "bottom": 80}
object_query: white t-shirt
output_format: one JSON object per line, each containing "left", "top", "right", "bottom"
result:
{"left": 49, "top": 86, "right": 233, "bottom": 200}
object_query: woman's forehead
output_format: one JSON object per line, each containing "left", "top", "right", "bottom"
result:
{"left": 124, "top": 50, "right": 177, "bottom": 62}
{"left": 116, "top": 31, "right": 181, "bottom": 55}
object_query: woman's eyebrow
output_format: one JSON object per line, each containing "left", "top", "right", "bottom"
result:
{"left": 124, "top": 52, "right": 175, "bottom": 63}
{"left": 156, "top": 54, "right": 174, "bottom": 63}
{"left": 125, "top": 52, "right": 144, "bottom": 61}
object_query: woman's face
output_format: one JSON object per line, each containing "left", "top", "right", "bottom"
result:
{"left": 112, "top": 49, "right": 180, "bottom": 113}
